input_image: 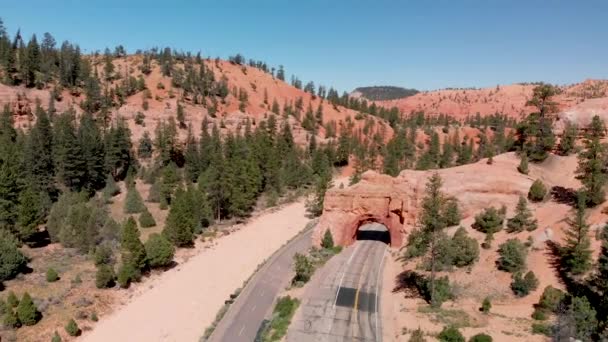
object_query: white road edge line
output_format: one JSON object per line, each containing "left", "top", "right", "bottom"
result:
{"left": 374, "top": 246, "right": 387, "bottom": 342}
{"left": 326, "top": 242, "right": 363, "bottom": 341}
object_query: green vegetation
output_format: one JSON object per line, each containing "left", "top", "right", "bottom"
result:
{"left": 510, "top": 271, "right": 539, "bottom": 297}
{"left": 46, "top": 267, "right": 59, "bottom": 282}
{"left": 532, "top": 286, "right": 565, "bottom": 320}
{"left": 139, "top": 208, "right": 157, "bottom": 228}
{"left": 576, "top": 115, "right": 607, "bottom": 206}
{"left": 481, "top": 297, "right": 491, "bottom": 314}
{"left": 562, "top": 195, "right": 592, "bottom": 275}
{"left": 353, "top": 85, "right": 419, "bottom": 101}
{"left": 468, "top": 333, "right": 492, "bottom": 342}
{"left": 16, "top": 292, "right": 40, "bottom": 326}
{"left": 438, "top": 325, "right": 465, "bottom": 342}
{"left": 65, "top": 318, "right": 80, "bottom": 337}
{"left": 506, "top": 195, "right": 537, "bottom": 233}
{"left": 497, "top": 239, "right": 527, "bottom": 273}
{"left": 145, "top": 233, "right": 175, "bottom": 268}
{"left": 528, "top": 180, "right": 547, "bottom": 202}
{"left": 259, "top": 296, "right": 300, "bottom": 342}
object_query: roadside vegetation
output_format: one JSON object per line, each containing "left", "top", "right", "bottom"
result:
{"left": 258, "top": 296, "right": 300, "bottom": 342}
{"left": 292, "top": 229, "right": 342, "bottom": 287}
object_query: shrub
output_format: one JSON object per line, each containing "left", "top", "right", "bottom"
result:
{"left": 507, "top": 195, "right": 538, "bottom": 233}
{"left": 450, "top": 227, "right": 479, "bottom": 267}
{"left": 145, "top": 233, "right": 175, "bottom": 268}
{"left": 95, "top": 264, "right": 115, "bottom": 289}
{"left": 472, "top": 206, "right": 505, "bottom": 234}
{"left": 293, "top": 253, "right": 313, "bottom": 284}
{"left": 117, "top": 262, "right": 139, "bottom": 288}
{"left": 531, "top": 323, "right": 552, "bottom": 336}
{"left": 134, "top": 111, "right": 145, "bottom": 125}
{"left": 480, "top": 297, "right": 491, "bottom": 314}
{"left": 124, "top": 186, "right": 146, "bottom": 214}
{"left": 6, "top": 291, "right": 19, "bottom": 307}
{"left": 528, "top": 180, "right": 547, "bottom": 202}
{"left": 93, "top": 244, "right": 113, "bottom": 266}
{"left": 91, "top": 312, "right": 98, "bottom": 322}
{"left": 16, "top": 292, "right": 40, "bottom": 326}
{"left": 409, "top": 328, "right": 426, "bottom": 342}
{"left": 517, "top": 154, "right": 529, "bottom": 174}
{"left": 511, "top": 271, "right": 539, "bottom": 297}
{"left": 321, "top": 229, "right": 334, "bottom": 249}
{"left": 3, "top": 308, "right": 20, "bottom": 329}
{"left": 0, "top": 298, "right": 6, "bottom": 316}
{"left": 51, "top": 331, "right": 62, "bottom": 342}
{"left": 533, "top": 286, "right": 565, "bottom": 319}
{"left": 139, "top": 209, "right": 157, "bottom": 228}
{"left": 497, "top": 239, "right": 527, "bottom": 273}
{"left": 443, "top": 198, "right": 462, "bottom": 226}
{"left": 46, "top": 268, "right": 59, "bottom": 282}
{"left": 0, "top": 230, "right": 27, "bottom": 282}
{"left": 65, "top": 318, "right": 80, "bottom": 337}
{"left": 102, "top": 174, "right": 120, "bottom": 199}
{"left": 147, "top": 179, "right": 161, "bottom": 202}
{"left": 438, "top": 325, "right": 465, "bottom": 342}
{"left": 469, "top": 333, "right": 492, "bottom": 342}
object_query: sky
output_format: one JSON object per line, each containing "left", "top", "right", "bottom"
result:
{"left": 1, "top": 0, "right": 607, "bottom": 92}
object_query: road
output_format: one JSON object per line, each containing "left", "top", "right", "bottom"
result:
{"left": 208, "top": 227, "right": 314, "bottom": 342}
{"left": 288, "top": 223, "right": 388, "bottom": 342}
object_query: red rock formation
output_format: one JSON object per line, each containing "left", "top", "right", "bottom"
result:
{"left": 314, "top": 152, "right": 574, "bottom": 248}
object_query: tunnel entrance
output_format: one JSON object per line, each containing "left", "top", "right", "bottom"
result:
{"left": 355, "top": 222, "right": 391, "bottom": 245}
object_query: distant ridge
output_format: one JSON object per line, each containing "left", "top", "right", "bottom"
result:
{"left": 351, "top": 86, "right": 419, "bottom": 101}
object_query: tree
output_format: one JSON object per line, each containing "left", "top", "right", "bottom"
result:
{"left": 23, "top": 34, "right": 41, "bottom": 87}
{"left": 497, "top": 239, "right": 527, "bottom": 273}
{"left": 469, "top": 334, "right": 492, "bottom": 342}
{"left": 559, "top": 296, "right": 597, "bottom": 342}
{"left": 559, "top": 122, "right": 578, "bottom": 156}
{"left": 321, "top": 229, "right": 334, "bottom": 249}
{"left": 46, "top": 268, "right": 59, "bottom": 282}
{"left": 528, "top": 180, "right": 547, "bottom": 202}
{"left": 480, "top": 297, "right": 492, "bottom": 314}
{"left": 517, "top": 153, "right": 529, "bottom": 175}
{"left": 450, "top": 227, "right": 479, "bottom": 267}
{"left": 409, "top": 328, "right": 426, "bottom": 342}
{"left": 506, "top": 195, "right": 537, "bottom": 233}
{"left": 65, "top": 318, "right": 80, "bottom": 337}
{"left": 438, "top": 326, "right": 465, "bottom": 342}
{"left": 3, "top": 307, "right": 20, "bottom": 329}
{"left": 443, "top": 198, "right": 461, "bottom": 226}
{"left": 472, "top": 206, "right": 505, "bottom": 235}
{"left": 53, "top": 111, "right": 85, "bottom": 191}
{"left": 138, "top": 131, "right": 153, "bottom": 159}
{"left": 120, "top": 217, "right": 147, "bottom": 276}
{"left": 16, "top": 185, "right": 43, "bottom": 241}
{"left": 144, "top": 233, "right": 175, "bottom": 268}
{"left": 16, "top": 292, "right": 40, "bottom": 326}
{"left": 95, "top": 264, "right": 115, "bottom": 289}
{"left": 293, "top": 253, "right": 313, "bottom": 284}
{"left": 520, "top": 84, "right": 558, "bottom": 162}
{"left": 52, "top": 331, "right": 62, "bottom": 342}
{"left": 576, "top": 115, "right": 607, "bottom": 206}
{"left": 163, "top": 187, "right": 195, "bottom": 247}
{"left": 139, "top": 208, "right": 156, "bottom": 228}
{"left": 562, "top": 195, "right": 592, "bottom": 275}
{"left": 124, "top": 185, "right": 146, "bottom": 214}
{"left": 510, "top": 271, "right": 539, "bottom": 297}
{"left": 0, "top": 230, "right": 27, "bottom": 282}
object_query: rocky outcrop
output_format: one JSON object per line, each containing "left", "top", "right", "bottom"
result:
{"left": 314, "top": 153, "right": 546, "bottom": 248}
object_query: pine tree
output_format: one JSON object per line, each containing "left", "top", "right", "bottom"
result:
{"left": 0, "top": 230, "right": 27, "bottom": 282}
{"left": 23, "top": 34, "right": 41, "bottom": 87}
{"left": 124, "top": 185, "right": 146, "bottom": 214}
{"left": 23, "top": 103, "right": 54, "bottom": 199}
{"left": 163, "top": 187, "right": 195, "bottom": 247}
{"left": 595, "top": 224, "right": 608, "bottom": 296}
{"left": 77, "top": 112, "right": 106, "bottom": 192}
{"left": 144, "top": 233, "right": 175, "bottom": 268}
{"left": 104, "top": 118, "right": 132, "bottom": 180}
{"left": 562, "top": 194, "right": 592, "bottom": 275}
{"left": 559, "top": 122, "right": 578, "bottom": 156}
{"left": 16, "top": 292, "right": 39, "bottom": 326}
{"left": 16, "top": 185, "right": 43, "bottom": 241}
{"left": 506, "top": 195, "right": 537, "bottom": 233}
{"left": 137, "top": 131, "right": 153, "bottom": 159}
{"left": 120, "top": 217, "right": 147, "bottom": 275}
{"left": 53, "top": 111, "right": 85, "bottom": 191}
{"left": 575, "top": 115, "right": 607, "bottom": 207}
{"left": 517, "top": 153, "right": 529, "bottom": 175}
{"left": 0, "top": 105, "right": 22, "bottom": 232}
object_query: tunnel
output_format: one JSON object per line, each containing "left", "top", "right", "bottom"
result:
{"left": 355, "top": 222, "right": 391, "bottom": 245}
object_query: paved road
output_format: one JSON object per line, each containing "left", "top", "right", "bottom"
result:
{"left": 208, "top": 227, "right": 314, "bottom": 342}
{"left": 288, "top": 223, "right": 388, "bottom": 342}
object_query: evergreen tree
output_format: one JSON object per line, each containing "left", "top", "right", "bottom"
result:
{"left": 506, "top": 195, "right": 537, "bottom": 233}
{"left": 104, "top": 118, "right": 132, "bottom": 180}
{"left": 23, "top": 34, "right": 41, "bottom": 87}
{"left": 163, "top": 187, "right": 195, "bottom": 246}
{"left": 559, "top": 122, "right": 578, "bottom": 156}
{"left": 0, "top": 105, "right": 22, "bottom": 232}
{"left": 53, "top": 111, "right": 85, "bottom": 191}
{"left": 517, "top": 153, "right": 529, "bottom": 175}
{"left": 576, "top": 115, "right": 607, "bottom": 207}
{"left": 124, "top": 185, "right": 146, "bottom": 214}
{"left": 137, "top": 131, "right": 153, "bottom": 159}
{"left": 16, "top": 185, "right": 43, "bottom": 241}
{"left": 144, "top": 233, "right": 175, "bottom": 268}
{"left": 120, "top": 217, "right": 147, "bottom": 276}
{"left": 77, "top": 112, "right": 106, "bottom": 192}
{"left": 562, "top": 194, "right": 592, "bottom": 275}
{"left": 16, "top": 292, "right": 39, "bottom": 326}
{"left": 0, "top": 230, "right": 27, "bottom": 282}
{"left": 23, "top": 103, "right": 54, "bottom": 200}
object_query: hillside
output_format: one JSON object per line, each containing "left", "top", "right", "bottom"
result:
{"left": 351, "top": 85, "right": 419, "bottom": 101}
{"left": 377, "top": 80, "right": 608, "bottom": 120}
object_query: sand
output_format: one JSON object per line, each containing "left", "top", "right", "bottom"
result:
{"left": 81, "top": 200, "right": 309, "bottom": 342}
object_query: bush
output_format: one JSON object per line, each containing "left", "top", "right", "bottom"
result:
{"left": 147, "top": 179, "right": 161, "bottom": 202}
{"left": 443, "top": 198, "right": 462, "bottom": 226}
{"left": 93, "top": 244, "right": 113, "bottom": 266}
{"left": 65, "top": 318, "right": 80, "bottom": 337}
{"left": 528, "top": 180, "right": 547, "bottom": 202}
{"left": 46, "top": 268, "right": 59, "bottom": 282}
{"left": 134, "top": 111, "right": 145, "bottom": 125}
{"left": 517, "top": 154, "right": 529, "bottom": 174}
{"left": 497, "top": 239, "right": 527, "bottom": 273}
{"left": 293, "top": 253, "right": 313, "bottom": 284}
{"left": 95, "top": 264, "right": 115, "bottom": 289}
{"left": 139, "top": 209, "right": 157, "bottom": 228}
{"left": 16, "top": 292, "right": 40, "bottom": 326}
{"left": 51, "top": 331, "right": 62, "bottom": 342}
{"left": 469, "top": 333, "right": 492, "bottom": 342}
{"left": 117, "top": 262, "right": 139, "bottom": 288}
{"left": 507, "top": 195, "right": 537, "bottom": 233}
{"left": 531, "top": 323, "right": 552, "bottom": 336}
{"left": 7, "top": 291, "right": 19, "bottom": 307}
{"left": 450, "top": 227, "right": 479, "bottom": 267}
{"left": 145, "top": 233, "right": 175, "bottom": 268}
{"left": 511, "top": 271, "right": 539, "bottom": 297}
{"left": 438, "top": 325, "right": 465, "bottom": 342}
{"left": 321, "top": 229, "right": 334, "bottom": 249}
{"left": 409, "top": 328, "right": 426, "bottom": 342}
{"left": 124, "top": 186, "right": 146, "bottom": 214}
{"left": 480, "top": 297, "right": 491, "bottom": 314}
{"left": 533, "top": 286, "right": 565, "bottom": 319}
{"left": 102, "top": 174, "right": 120, "bottom": 199}
{"left": 472, "top": 206, "right": 505, "bottom": 234}
{"left": 0, "top": 230, "right": 27, "bottom": 282}
{"left": 3, "top": 308, "right": 20, "bottom": 329}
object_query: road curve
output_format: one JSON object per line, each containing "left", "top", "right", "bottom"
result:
{"left": 288, "top": 223, "right": 388, "bottom": 342}
{"left": 208, "top": 227, "right": 313, "bottom": 342}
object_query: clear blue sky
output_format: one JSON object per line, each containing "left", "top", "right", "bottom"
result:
{"left": 1, "top": 0, "right": 607, "bottom": 92}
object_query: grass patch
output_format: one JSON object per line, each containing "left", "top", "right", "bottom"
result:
{"left": 417, "top": 306, "right": 484, "bottom": 329}
{"left": 200, "top": 288, "right": 241, "bottom": 341}
{"left": 258, "top": 296, "right": 300, "bottom": 342}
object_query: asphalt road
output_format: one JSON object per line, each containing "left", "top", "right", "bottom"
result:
{"left": 288, "top": 223, "right": 388, "bottom": 342}
{"left": 208, "top": 226, "right": 313, "bottom": 342}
